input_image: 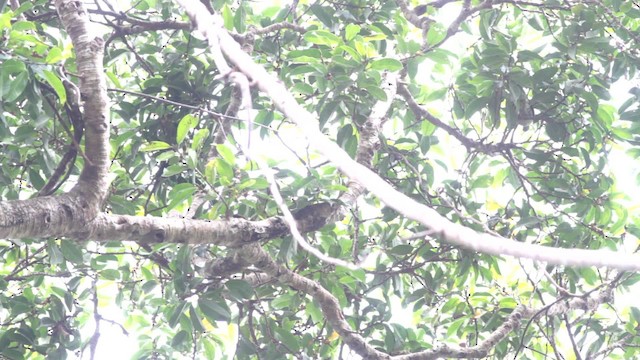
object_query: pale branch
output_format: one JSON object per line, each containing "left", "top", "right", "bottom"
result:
{"left": 227, "top": 72, "right": 254, "bottom": 148}
{"left": 492, "top": 0, "right": 571, "bottom": 10}
{"left": 330, "top": 72, "right": 397, "bottom": 263}
{"left": 209, "top": 85, "right": 242, "bottom": 158}
{"left": 69, "top": 205, "right": 337, "bottom": 247}
{"left": 245, "top": 71, "right": 393, "bottom": 269}
{"left": 416, "top": 0, "right": 458, "bottom": 9}
{"left": 263, "top": 165, "right": 360, "bottom": 269}
{"left": 395, "top": 0, "right": 431, "bottom": 30}
{"left": 56, "top": 0, "right": 111, "bottom": 203}
{"left": 399, "top": 306, "right": 527, "bottom": 359}
{"left": 437, "top": 0, "right": 473, "bottom": 48}
{"left": 237, "top": 243, "right": 390, "bottom": 359}
{"left": 201, "top": 250, "right": 271, "bottom": 288}
{"left": 234, "top": 271, "right": 272, "bottom": 287}
{"left": 233, "top": 22, "right": 307, "bottom": 49}
{"left": 0, "top": 197, "right": 333, "bottom": 245}
{"left": 340, "top": 71, "right": 397, "bottom": 209}
{"left": 176, "top": 0, "right": 640, "bottom": 271}
{"left": 185, "top": 3, "right": 356, "bottom": 269}
{"left": 203, "top": 248, "right": 252, "bottom": 278}
{"left": 252, "top": 22, "right": 306, "bottom": 35}
{"left": 588, "top": 333, "right": 636, "bottom": 359}
{"left": 542, "top": 268, "right": 581, "bottom": 297}
{"left": 235, "top": 241, "right": 615, "bottom": 360}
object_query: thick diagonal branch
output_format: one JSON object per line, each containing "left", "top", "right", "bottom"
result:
{"left": 175, "top": 0, "right": 640, "bottom": 271}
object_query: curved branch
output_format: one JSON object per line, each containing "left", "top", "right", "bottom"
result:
{"left": 395, "top": 283, "right": 615, "bottom": 359}
{"left": 238, "top": 244, "right": 390, "bottom": 359}
{"left": 175, "top": 0, "right": 640, "bottom": 272}
{"left": 397, "top": 83, "right": 515, "bottom": 154}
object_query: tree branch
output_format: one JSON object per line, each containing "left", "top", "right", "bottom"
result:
{"left": 175, "top": 0, "right": 640, "bottom": 271}
{"left": 237, "top": 244, "right": 390, "bottom": 359}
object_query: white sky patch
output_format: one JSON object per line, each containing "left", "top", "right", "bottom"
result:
{"left": 88, "top": 310, "right": 138, "bottom": 360}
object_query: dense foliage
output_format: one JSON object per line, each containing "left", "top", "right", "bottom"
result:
{"left": 1, "top": 0, "right": 640, "bottom": 359}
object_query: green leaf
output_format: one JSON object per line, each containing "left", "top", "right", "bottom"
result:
{"left": 176, "top": 114, "right": 199, "bottom": 145}
{"left": 337, "top": 124, "right": 356, "bottom": 156}
{"left": 309, "top": 4, "right": 333, "bottom": 28}
{"left": 498, "top": 297, "right": 517, "bottom": 309}
{"left": 591, "top": 85, "right": 610, "bottom": 100}
{"left": 446, "top": 317, "right": 466, "bottom": 337}
{"left": 465, "top": 97, "right": 488, "bottom": 119}
{"left": 471, "top": 175, "right": 492, "bottom": 189}
{"left": 545, "top": 121, "right": 568, "bottom": 142}
{"left": 214, "top": 158, "right": 234, "bottom": 185}
{"left": 5, "top": 71, "right": 28, "bottom": 102}
{"left": 423, "top": 87, "right": 447, "bottom": 102}
{"left": 389, "top": 244, "right": 413, "bottom": 256}
{"left": 362, "top": 84, "right": 388, "bottom": 101}
{"left": 222, "top": 4, "right": 233, "bottom": 30}
{"left": 288, "top": 49, "right": 323, "bottom": 61}
{"left": 426, "top": 22, "right": 447, "bottom": 46}
{"left": 47, "top": 240, "right": 64, "bottom": 265}
{"left": 531, "top": 67, "right": 557, "bottom": 84}
{"left": 225, "top": 279, "right": 253, "bottom": 300}
{"left": 271, "top": 293, "right": 294, "bottom": 309}
{"left": 167, "top": 183, "right": 197, "bottom": 210}
{"left": 60, "top": 240, "right": 83, "bottom": 264}
{"left": 275, "top": 327, "right": 300, "bottom": 352}
{"left": 141, "top": 280, "right": 158, "bottom": 293}
{"left": 203, "top": 339, "right": 217, "bottom": 359}
{"left": 631, "top": 307, "right": 640, "bottom": 323}
{"left": 517, "top": 50, "right": 544, "bottom": 62}
{"left": 620, "top": 109, "right": 640, "bottom": 121}
{"left": 141, "top": 141, "right": 172, "bottom": 152}
{"left": 424, "top": 49, "right": 456, "bottom": 64}
{"left": 369, "top": 58, "right": 402, "bottom": 72}
{"left": 304, "top": 30, "right": 341, "bottom": 46}
{"left": 1, "top": 59, "right": 26, "bottom": 74}
{"left": 292, "top": 82, "right": 314, "bottom": 95}
{"left": 578, "top": 268, "right": 598, "bottom": 286}
{"left": 169, "top": 301, "right": 188, "bottom": 328}
{"left": 42, "top": 70, "right": 67, "bottom": 103}
{"left": 46, "top": 346, "right": 66, "bottom": 360}
{"left": 302, "top": 301, "right": 322, "bottom": 324}
{"left": 171, "top": 330, "right": 189, "bottom": 348}
{"left": 198, "top": 298, "right": 231, "bottom": 322}
{"left": 189, "top": 305, "right": 205, "bottom": 333}
{"left": 233, "top": 4, "right": 246, "bottom": 32}
{"left": 596, "top": 104, "right": 614, "bottom": 125}
{"left": 45, "top": 47, "right": 64, "bottom": 64}
{"left": 345, "top": 24, "right": 360, "bottom": 41}
{"left": 0, "top": 11, "right": 11, "bottom": 30}
{"left": 100, "top": 269, "right": 121, "bottom": 280}
{"left": 192, "top": 128, "right": 210, "bottom": 150}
